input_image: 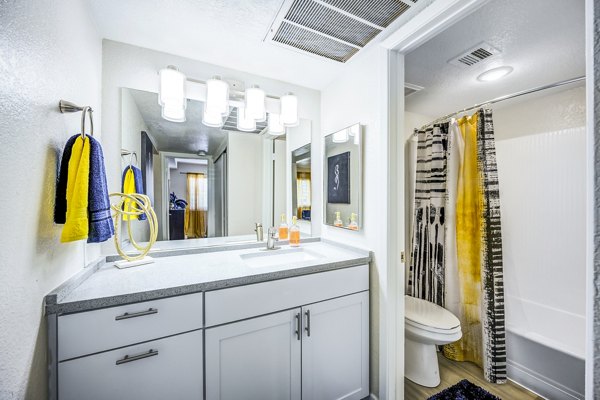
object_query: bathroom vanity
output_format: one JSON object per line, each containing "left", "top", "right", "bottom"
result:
{"left": 45, "top": 240, "right": 371, "bottom": 400}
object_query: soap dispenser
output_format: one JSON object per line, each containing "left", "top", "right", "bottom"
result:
{"left": 348, "top": 213, "right": 359, "bottom": 230}
{"left": 289, "top": 216, "right": 300, "bottom": 247}
{"left": 333, "top": 211, "right": 343, "bottom": 227}
{"left": 278, "top": 214, "right": 288, "bottom": 240}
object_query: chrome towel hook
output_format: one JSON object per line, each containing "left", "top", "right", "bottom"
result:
{"left": 59, "top": 100, "right": 94, "bottom": 139}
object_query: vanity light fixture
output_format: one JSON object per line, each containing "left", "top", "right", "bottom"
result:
{"left": 161, "top": 103, "right": 186, "bottom": 123}
{"left": 205, "top": 76, "right": 229, "bottom": 116}
{"left": 237, "top": 106, "right": 256, "bottom": 132}
{"left": 477, "top": 66, "right": 514, "bottom": 82}
{"left": 202, "top": 105, "right": 224, "bottom": 127}
{"left": 268, "top": 113, "right": 285, "bottom": 135}
{"left": 349, "top": 124, "right": 360, "bottom": 145}
{"left": 245, "top": 85, "right": 266, "bottom": 122}
{"left": 280, "top": 93, "right": 298, "bottom": 127}
{"left": 332, "top": 128, "right": 349, "bottom": 143}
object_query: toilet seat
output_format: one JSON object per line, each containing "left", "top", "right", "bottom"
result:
{"left": 405, "top": 295, "right": 460, "bottom": 332}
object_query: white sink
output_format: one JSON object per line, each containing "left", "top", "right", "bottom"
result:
{"left": 240, "top": 247, "right": 324, "bottom": 268}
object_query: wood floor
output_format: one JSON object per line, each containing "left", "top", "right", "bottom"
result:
{"left": 405, "top": 353, "right": 544, "bottom": 399}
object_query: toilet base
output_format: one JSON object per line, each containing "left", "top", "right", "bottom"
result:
{"left": 405, "top": 337, "right": 441, "bottom": 387}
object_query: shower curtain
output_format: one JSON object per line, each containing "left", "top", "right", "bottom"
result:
{"left": 409, "top": 109, "right": 506, "bottom": 384}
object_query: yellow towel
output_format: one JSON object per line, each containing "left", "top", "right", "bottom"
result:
{"left": 122, "top": 168, "right": 136, "bottom": 221}
{"left": 61, "top": 136, "right": 90, "bottom": 242}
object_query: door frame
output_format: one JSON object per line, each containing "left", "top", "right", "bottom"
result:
{"left": 376, "top": 1, "right": 493, "bottom": 398}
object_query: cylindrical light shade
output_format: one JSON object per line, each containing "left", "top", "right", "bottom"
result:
{"left": 268, "top": 113, "right": 285, "bottom": 135}
{"left": 245, "top": 85, "right": 266, "bottom": 122}
{"left": 161, "top": 104, "right": 186, "bottom": 123}
{"left": 349, "top": 124, "right": 360, "bottom": 145}
{"left": 237, "top": 106, "right": 256, "bottom": 132}
{"left": 206, "top": 76, "right": 229, "bottom": 116}
{"left": 158, "top": 66, "right": 186, "bottom": 109}
{"left": 280, "top": 93, "right": 298, "bottom": 127}
{"left": 332, "top": 128, "right": 349, "bottom": 143}
{"left": 202, "top": 105, "right": 224, "bottom": 127}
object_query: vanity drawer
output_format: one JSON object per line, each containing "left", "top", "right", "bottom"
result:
{"left": 58, "top": 330, "right": 203, "bottom": 400}
{"left": 57, "top": 292, "right": 203, "bottom": 361}
{"left": 205, "top": 264, "right": 368, "bottom": 326}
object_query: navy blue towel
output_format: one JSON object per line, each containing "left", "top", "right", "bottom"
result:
{"left": 87, "top": 135, "right": 114, "bottom": 243}
{"left": 54, "top": 134, "right": 79, "bottom": 224}
{"left": 121, "top": 165, "right": 147, "bottom": 221}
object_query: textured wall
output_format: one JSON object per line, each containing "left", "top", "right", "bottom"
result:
{"left": 0, "top": 1, "right": 101, "bottom": 398}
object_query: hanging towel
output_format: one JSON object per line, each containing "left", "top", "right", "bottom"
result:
{"left": 54, "top": 134, "right": 79, "bottom": 224}
{"left": 60, "top": 136, "right": 90, "bottom": 242}
{"left": 121, "top": 165, "right": 146, "bottom": 221}
{"left": 87, "top": 135, "right": 115, "bottom": 243}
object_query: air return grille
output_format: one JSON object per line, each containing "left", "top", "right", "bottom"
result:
{"left": 267, "top": 0, "right": 418, "bottom": 63}
{"left": 448, "top": 42, "right": 501, "bottom": 68}
{"left": 222, "top": 107, "right": 268, "bottom": 134}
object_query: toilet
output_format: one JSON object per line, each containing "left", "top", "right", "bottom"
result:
{"left": 405, "top": 295, "right": 462, "bottom": 387}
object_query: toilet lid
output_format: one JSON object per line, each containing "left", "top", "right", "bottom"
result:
{"left": 405, "top": 295, "right": 460, "bottom": 330}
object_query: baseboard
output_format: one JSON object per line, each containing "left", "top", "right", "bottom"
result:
{"left": 507, "top": 331, "right": 584, "bottom": 400}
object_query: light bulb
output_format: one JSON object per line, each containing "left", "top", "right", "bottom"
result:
{"left": 477, "top": 66, "right": 514, "bottom": 82}
{"left": 158, "top": 66, "right": 186, "bottom": 109}
{"left": 237, "top": 106, "right": 256, "bottom": 132}
{"left": 268, "top": 113, "right": 285, "bottom": 135}
{"left": 332, "top": 129, "right": 349, "bottom": 143}
{"left": 202, "top": 105, "right": 224, "bottom": 127}
{"left": 245, "top": 85, "right": 266, "bottom": 122}
{"left": 280, "top": 93, "right": 298, "bottom": 127}
{"left": 161, "top": 104, "right": 186, "bottom": 122}
{"left": 206, "top": 76, "right": 229, "bottom": 116}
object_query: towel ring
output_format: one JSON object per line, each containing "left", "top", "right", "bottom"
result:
{"left": 81, "top": 106, "right": 94, "bottom": 139}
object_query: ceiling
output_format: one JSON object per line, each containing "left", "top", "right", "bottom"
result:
{"left": 405, "top": 0, "right": 586, "bottom": 118}
{"left": 85, "top": 0, "right": 432, "bottom": 90}
{"left": 128, "top": 88, "right": 227, "bottom": 155}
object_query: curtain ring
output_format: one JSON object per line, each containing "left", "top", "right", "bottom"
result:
{"left": 81, "top": 106, "right": 94, "bottom": 139}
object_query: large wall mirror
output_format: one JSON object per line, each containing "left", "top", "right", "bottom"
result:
{"left": 323, "top": 123, "right": 362, "bottom": 230}
{"left": 291, "top": 143, "right": 311, "bottom": 234}
{"left": 120, "top": 88, "right": 299, "bottom": 247}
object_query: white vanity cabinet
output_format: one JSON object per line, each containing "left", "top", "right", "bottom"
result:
{"left": 204, "top": 265, "right": 370, "bottom": 400}
{"left": 205, "top": 309, "right": 302, "bottom": 400}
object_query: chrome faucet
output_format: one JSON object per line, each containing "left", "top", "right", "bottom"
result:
{"left": 255, "top": 223, "right": 263, "bottom": 242}
{"left": 266, "top": 227, "right": 279, "bottom": 250}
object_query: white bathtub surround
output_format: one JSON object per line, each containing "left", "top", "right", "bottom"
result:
{"left": 496, "top": 127, "right": 586, "bottom": 398}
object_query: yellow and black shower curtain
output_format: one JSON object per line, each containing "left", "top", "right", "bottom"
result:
{"left": 409, "top": 109, "right": 506, "bottom": 384}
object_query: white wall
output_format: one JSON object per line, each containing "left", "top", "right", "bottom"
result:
{"left": 227, "top": 132, "right": 263, "bottom": 236}
{"left": 0, "top": 1, "right": 102, "bottom": 398}
{"left": 320, "top": 45, "right": 392, "bottom": 397}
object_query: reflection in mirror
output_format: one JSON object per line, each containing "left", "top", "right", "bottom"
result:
{"left": 291, "top": 144, "right": 311, "bottom": 235}
{"left": 324, "top": 123, "right": 361, "bottom": 230}
{"left": 120, "top": 88, "right": 292, "bottom": 247}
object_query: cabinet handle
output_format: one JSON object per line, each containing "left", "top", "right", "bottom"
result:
{"left": 116, "top": 349, "right": 158, "bottom": 365}
{"left": 115, "top": 308, "right": 158, "bottom": 321}
{"left": 295, "top": 312, "right": 301, "bottom": 340}
{"left": 304, "top": 309, "right": 311, "bottom": 337}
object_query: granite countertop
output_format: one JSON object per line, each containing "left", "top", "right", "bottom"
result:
{"left": 45, "top": 240, "right": 371, "bottom": 315}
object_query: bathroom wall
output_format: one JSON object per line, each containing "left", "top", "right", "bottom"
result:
{"left": 101, "top": 40, "right": 321, "bottom": 242}
{"left": 320, "top": 45, "right": 396, "bottom": 398}
{"left": 0, "top": 1, "right": 102, "bottom": 398}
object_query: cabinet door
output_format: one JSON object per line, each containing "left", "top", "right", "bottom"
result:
{"left": 205, "top": 308, "right": 302, "bottom": 400}
{"left": 302, "top": 291, "right": 369, "bottom": 400}
{"left": 58, "top": 330, "right": 203, "bottom": 400}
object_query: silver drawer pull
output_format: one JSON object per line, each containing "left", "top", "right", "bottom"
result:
{"left": 115, "top": 308, "right": 158, "bottom": 321}
{"left": 116, "top": 349, "right": 158, "bottom": 365}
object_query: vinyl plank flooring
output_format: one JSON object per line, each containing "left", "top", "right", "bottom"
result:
{"left": 405, "top": 353, "right": 544, "bottom": 399}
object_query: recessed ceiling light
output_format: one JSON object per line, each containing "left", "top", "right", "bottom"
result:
{"left": 477, "top": 66, "right": 514, "bottom": 82}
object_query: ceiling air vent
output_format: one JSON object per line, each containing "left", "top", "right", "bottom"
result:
{"left": 266, "top": 0, "right": 418, "bottom": 63}
{"left": 221, "top": 107, "right": 267, "bottom": 134}
{"left": 448, "top": 42, "right": 501, "bottom": 68}
{"left": 404, "top": 83, "right": 424, "bottom": 97}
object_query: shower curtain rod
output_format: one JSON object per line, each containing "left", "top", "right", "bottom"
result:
{"left": 419, "top": 75, "right": 586, "bottom": 130}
